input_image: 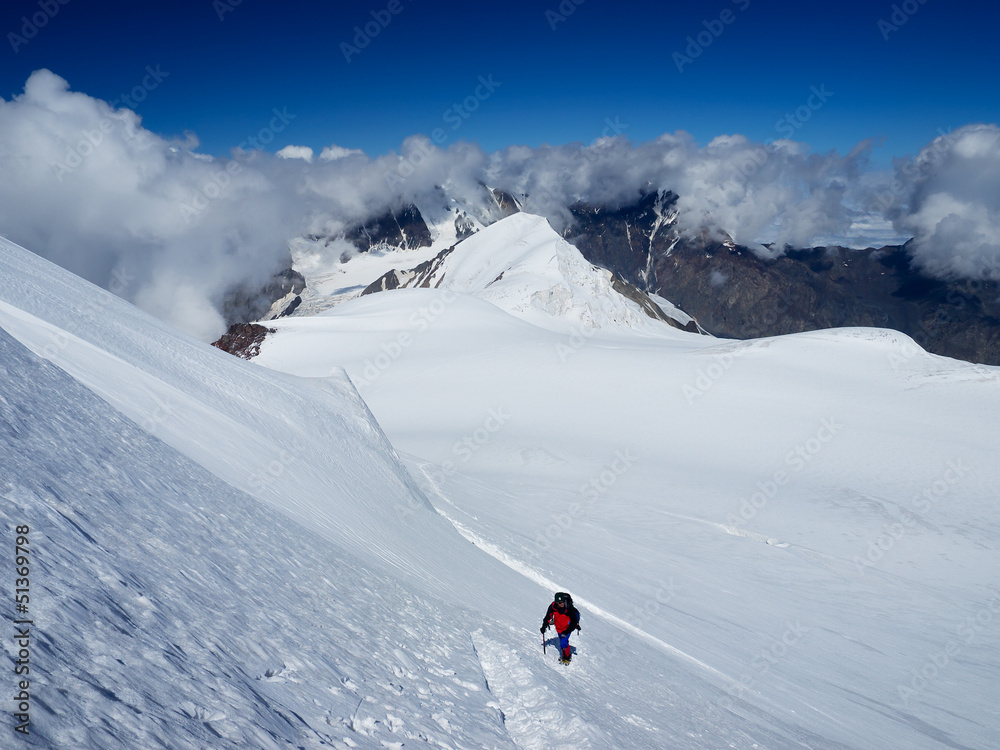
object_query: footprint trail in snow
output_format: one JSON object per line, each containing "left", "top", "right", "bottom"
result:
{"left": 472, "top": 631, "right": 600, "bottom": 750}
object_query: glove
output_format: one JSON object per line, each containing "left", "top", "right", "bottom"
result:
{"left": 540, "top": 624, "right": 548, "bottom": 634}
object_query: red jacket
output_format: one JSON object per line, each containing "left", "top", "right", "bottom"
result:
{"left": 542, "top": 601, "right": 580, "bottom": 635}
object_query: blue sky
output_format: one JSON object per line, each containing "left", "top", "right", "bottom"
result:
{"left": 2, "top": 0, "right": 997, "bottom": 164}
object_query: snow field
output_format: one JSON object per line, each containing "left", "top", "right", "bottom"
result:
{"left": 254, "top": 217, "right": 1000, "bottom": 749}
{"left": 1, "top": 226, "right": 813, "bottom": 749}
{"left": 1, "top": 319, "right": 804, "bottom": 749}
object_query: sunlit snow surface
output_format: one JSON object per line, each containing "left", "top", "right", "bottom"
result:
{"left": 2, "top": 214, "right": 999, "bottom": 749}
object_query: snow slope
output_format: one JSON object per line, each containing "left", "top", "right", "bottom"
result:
{"left": 0, "top": 326, "right": 516, "bottom": 748}
{"left": 254, "top": 218, "right": 1000, "bottom": 748}
{"left": 0, "top": 233, "right": 854, "bottom": 748}
{"left": 0, "top": 237, "right": 460, "bottom": 590}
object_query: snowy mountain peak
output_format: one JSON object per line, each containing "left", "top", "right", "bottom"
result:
{"left": 360, "top": 212, "right": 700, "bottom": 334}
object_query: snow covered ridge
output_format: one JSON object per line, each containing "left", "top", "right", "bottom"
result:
{"left": 0, "top": 231, "right": 824, "bottom": 749}
{"left": 357, "top": 213, "right": 702, "bottom": 335}
{"left": 269, "top": 212, "right": 703, "bottom": 340}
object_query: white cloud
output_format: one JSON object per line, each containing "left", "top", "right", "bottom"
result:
{"left": 478, "top": 132, "right": 870, "bottom": 253}
{"left": 888, "top": 124, "right": 1000, "bottom": 280}
{"left": 0, "top": 71, "right": 303, "bottom": 341}
{"left": 276, "top": 145, "right": 314, "bottom": 162}
{"left": 319, "top": 144, "right": 365, "bottom": 161}
{"left": 1, "top": 71, "right": 995, "bottom": 340}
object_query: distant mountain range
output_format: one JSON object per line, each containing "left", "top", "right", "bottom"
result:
{"left": 219, "top": 187, "right": 1000, "bottom": 365}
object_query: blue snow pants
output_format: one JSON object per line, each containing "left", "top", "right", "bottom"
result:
{"left": 558, "top": 631, "right": 572, "bottom": 658}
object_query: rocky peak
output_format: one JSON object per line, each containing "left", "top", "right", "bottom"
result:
{"left": 344, "top": 204, "right": 433, "bottom": 252}
{"left": 221, "top": 267, "right": 305, "bottom": 329}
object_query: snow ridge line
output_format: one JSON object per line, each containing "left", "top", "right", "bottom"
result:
{"left": 657, "top": 509, "right": 791, "bottom": 548}
{"left": 433, "top": 504, "right": 739, "bottom": 689}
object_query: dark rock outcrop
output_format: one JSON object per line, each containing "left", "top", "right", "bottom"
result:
{"left": 345, "top": 204, "right": 432, "bottom": 252}
{"left": 454, "top": 212, "right": 478, "bottom": 241}
{"left": 211, "top": 323, "right": 275, "bottom": 359}
{"left": 645, "top": 243, "right": 1000, "bottom": 365}
{"left": 565, "top": 191, "right": 680, "bottom": 290}
{"left": 489, "top": 187, "right": 521, "bottom": 219}
{"left": 360, "top": 246, "right": 456, "bottom": 296}
{"left": 221, "top": 267, "right": 305, "bottom": 329}
{"left": 609, "top": 274, "right": 701, "bottom": 333}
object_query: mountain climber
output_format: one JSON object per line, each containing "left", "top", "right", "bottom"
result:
{"left": 541, "top": 591, "right": 581, "bottom": 663}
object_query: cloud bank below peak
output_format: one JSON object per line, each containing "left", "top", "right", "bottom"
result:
{"left": 885, "top": 124, "right": 1000, "bottom": 281}
{"left": 1, "top": 70, "right": 997, "bottom": 338}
